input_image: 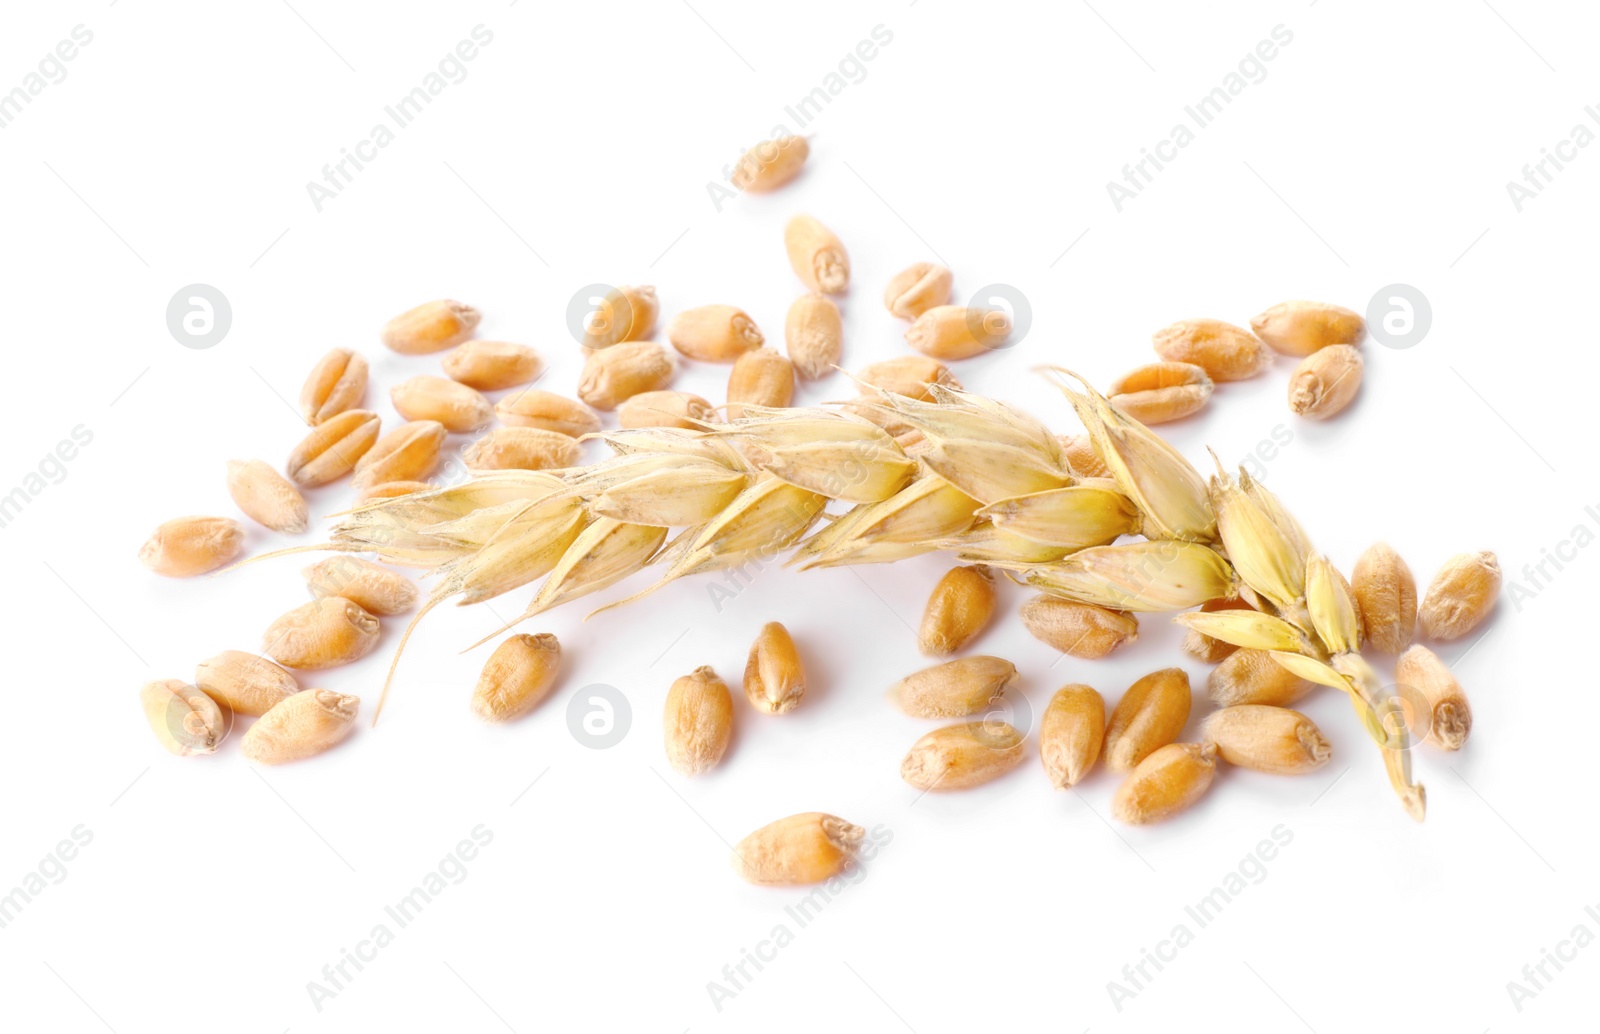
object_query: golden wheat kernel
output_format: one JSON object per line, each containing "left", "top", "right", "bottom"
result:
{"left": 667, "top": 305, "right": 764, "bottom": 363}
{"left": 285, "top": 409, "right": 380, "bottom": 487}
{"left": 1396, "top": 644, "right": 1471, "bottom": 750}
{"left": 742, "top": 622, "right": 806, "bottom": 714}
{"left": 472, "top": 633, "right": 561, "bottom": 722}
{"left": 1200, "top": 705, "right": 1331, "bottom": 774}
{"left": 303, "top": 556, "right": 418, "bottom": 616}
{"left": 884, "top": 262, "right": 953, "bottom": 320}
{"left": 1018, "top": 595, "right": 1139, "bottom": 660}
{"left": 1206, "top": 648, "right": 1315, "bottom": 707}
{"left": 495, "top": 389, "right": 602, "bottom": 437}
{"left": 140, "top": 679, "right": 226, "bottom": 756}
{"left": 900, "top": 720, "right": 1027, "bottom": 791}
{"left": 262, "top": 597, "right": 380, "bottom": 670}
{"left": 579, "top": 285, "right": 659, "bottom": 350}
{"left": 728, "top": 348, "right": 796, "bottom": 420}
{"left": 664, "top": 665, "right": 735, "bottom": 774}
{"left": 1250, "top": 300, "right": 1365, "bottom": 357}
{"left": 226, "top": 459, "right": 308, "bottom": 534}
{"left": 918, "top": 565, "right": 997, "bottom": 656}
{"left": 1151, "top": 318, "right": 1270, "bottom": 381}
{"left": 441, "top": 340, "right": 545, "bottom": 391}
{"left": 889, "top": 655, "right": 1018, "bottom": 718}
{"left": 1058, "top": 434, "right": 1111, "bottom": 479}
{"left": 578, "top": 340, "right": 675, "bottom": 410}
{"left": 357, "top": 479, "right": 432, "bottom": 502}
{"left": 242, "top": 688, "right": 359, "bottom": 764}
{"left": 784, "top": 215, "right": 850, "bottom": 294}
{"left": 1351, "top": 542, "right": 1417, "bottom": 654}
{"left": 1288, "top": 344, "right": 1363, "bottom": 420}
{"left": 729, "top": 136, "right": 810, "bottom": 193}
{"left": 854, "top": 355, "right": 961, "bottom": 400}
{"left": 904, "top": 304, "right": 1011, "bottom": 360}
{"left": 1107, "top": 362, "right": 1214, "bottom": 424}
{"left": 784, "top": 294, "right": 842, "bottom": 380}
{"left": 353, "top": 420, "right": 446, "bottom": 488}
{"left": 390, "top": 375, "right": 493, "bottom": 433}
{"left": 1103, "top": 668, "right": 1192, "bottom": 772}
{"left": 1181, "top": 597, "right": 1254, "bottom": 663}
{"left": 463, "top": 427, "right": 582, "bottom": 472}
{"left": 1112, "top": 742, "right": 1217, "bottom": 825}
{"left": 1040, "top": 684, "right": 1105, "bottom": 788}
{"left": 381, "top": 299, "right": 480, "bottom": 354}
{"left": 617, "top": 390, "right": 717, "bottom": 430}
{"left": 195, "top": 650, "right": 299, "bottom": 717}
{"left": 1420, "top": 551, "right": 1501, "bottom": 641}
{"left": 138, "top": 516, "right": 244, "bottom": 577}
{"left": 299, "top": 348, "right": 368, "bottom": 425}
{"left": 732, "top": 812, "right": 864, "bottom": 887}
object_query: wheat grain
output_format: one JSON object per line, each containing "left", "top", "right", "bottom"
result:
{"left": 668, "top": 305, "right": 764, "bottom": 362}
{"left": 1151, "top": 319, "right": 1268, "bottom": 381}
{"left": 1040, "top": 684, "right": 1105, "bottom": 788}
{"left": 884, "top": 262, "right": 952, "bottom": 320}
{"left": 1103, "top": 668, "right": 1191, "bottom": 772}
{"left": 784, "top": 215, "right": 849, "bottom": 294}
{"left": 440, "top": 340, "right": 543, "bottom": 391}
{"left": 1107, "top": 362, "right": 1214, "bottom": 424}
{"left": 1250, "top": 300, "right": 1364, "bottom": 356}
{"left": 1419, "top": 551, "right": 1501, "bottom": 641}
{"left": 744, "top": 622, "right": 806, "bottom": 714}
{"left": 140, "top": 680, "right": 226, "bottom": 756}
{"left": 665, "top": 666, "right": 734, "bottom": 774}
{"left": 731, "top": 812, "right": 864, "bottom": 887}
{"left": 1112, "top": 743, "right": 1217, "bottom": 824}
{"left": 242, "top": 689, "right": 359, "bottom": 764}
{"left": 918, "top": 565, "right": 997, "bottom": 655}
{"left": 227, "top": 459, "right": 309, "bottom": 534}
{"left": 382, "top": 299, "right": 480, "bottom": 354}
{"left": 729, "top": 136, "right": 809, "bottom": 193}
{"left": 300, "top": 348, "right": 368, "bottom": 424}
{"left": 139, "top": 516, "right": 244, "bottom": 577}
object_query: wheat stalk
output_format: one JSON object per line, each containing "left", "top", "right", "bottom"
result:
{"left": 312, "top": 370, "right": 1423, "bottom": 819}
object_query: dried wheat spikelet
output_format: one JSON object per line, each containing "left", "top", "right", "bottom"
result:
{"left": 239, "top": 370, "right": 1463, "bottom": 822}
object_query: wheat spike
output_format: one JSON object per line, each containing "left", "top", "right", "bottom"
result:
{"left": 260, "top": 374, "right": 1429, "bottom": 817}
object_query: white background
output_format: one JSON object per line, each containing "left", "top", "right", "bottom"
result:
{"left": 0, "top": 1, "right": 1593, "bottom": 1031}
